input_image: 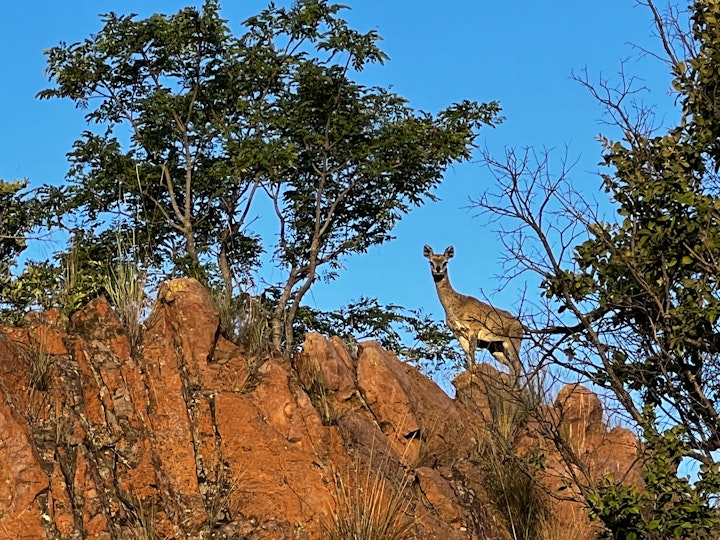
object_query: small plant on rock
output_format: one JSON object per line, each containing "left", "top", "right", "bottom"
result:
{"left": 477, "top": 371, "right": 551, "bottom": 540}
{"left": 105, "top": 240, "right": 147, "bottom": 352}
{"left": 322, "top": 461, "right": 415, "bottom": 540}
{"left": 303, "top": 364, "right": 337, "bottom": 426}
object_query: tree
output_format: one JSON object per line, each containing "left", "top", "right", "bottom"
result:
{"left": 0, "top": 180, "right": 31, "bottom": 278}
{"left": 474, "top": 1, "right": 720, "bottom": 537}
{"left": 0, "top": 180, "right": 68, "bottom": 320}
{"left": 40, "top": 0, "right": 500, "bottom": 353}
{"left": 0, "top": 180, "right": 38, "bottom": 313}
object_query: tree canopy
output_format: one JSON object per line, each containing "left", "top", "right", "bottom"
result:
{"left": 34, "top": 0, "right": 500, "bottom": 353}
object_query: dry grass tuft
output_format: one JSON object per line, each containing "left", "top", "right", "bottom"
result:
{"left": 203, "top": 460, "right": 244, "bottom": 532}
{"left": 216, "top": 291, "right": 272, "bottom": 359}
{"left": 124, "top": 494, "right": 157, "bottom": 540}
{"left": 321, "top": 455, "right": 416, "bottom": 540}
{"left": 105, "top": 260, "right": 147, "bottom": 352}
{"left": 478, "top": 374, "right": 552, "bottom": 540}
{"left": 539, "top": 507, "right": 597, "bottom": 540}
{"left": 29, "top": 340, "right": 52, "bottom": 391}
{"left": 103, "top": 232, "right": 148, "bottom": 352}
{"left": 480, "top": 438, "right": 548, "bottom": 540}
{"left": 302, "top": 362, "right": 337, "bottom": 426}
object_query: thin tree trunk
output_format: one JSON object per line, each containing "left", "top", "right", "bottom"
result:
{"left": 284, "top": 269, "right": 316, "bottom": 351}
{"left": 272, "top": 270, "right": 297, "bottom": 353}
{"left": 185, "top": 228, "right": 200, "bottom": 274}
{"left": 218, "top": 243, "right": 234, "bottom": 325}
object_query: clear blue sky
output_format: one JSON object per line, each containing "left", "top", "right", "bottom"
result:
{"left": 0, "top": 1, "right": 675, "bottom": 374}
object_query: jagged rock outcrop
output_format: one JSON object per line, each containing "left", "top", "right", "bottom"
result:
{"left": 0, "top": 278, "right": 640, "bottom": 539}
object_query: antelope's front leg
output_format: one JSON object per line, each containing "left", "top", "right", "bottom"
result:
{"left": 465, "top": 333, "right": 478, "bottom": 367}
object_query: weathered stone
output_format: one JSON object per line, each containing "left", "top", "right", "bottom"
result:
{"left": 453, "top": 362, "right": 515, "bottom": 422}
{"left": 72, "top": 296, "right": 132, "bottom": 362}
{"left": 206, "top": 335, "right": 250, "bottom": 391}
{"left": 589, "top": 426, "right": 642, "bottom": 484}
{"left": 417, "top": 467, "right": 465, "bottom": 527}
{"left": 296, "top": 333, "right": 356, "bottom": 400}
{"left": 73, "top": 446, "right": 111, "bottom": 540}
{"left": 25, "top": 308, "right": 68, "bottom": 329}
{"left": 399, "top": 360, "right": 479, "bottom": 466}
{"left": 49, "top": 460, "right": 74, "bottom": 538}
{"left": 214, "top": 390, "right": 335, "bottom": 538}
{"left": 28, "top": 325, "right": 67, "bottom": 356}
{"left": 554, "top": 384, "right": 606, "bottom": 454}
{"left": 156, "top": 278, "right": 220, "bottom": 386}
{"left": 141, "top": 311, "right": 206, "bottom": 527}
{"left": 357, "top": 342, "right": 420, "bottom": 435}
{"left": 0, "top": 395, "right": 48, "bottom": 539}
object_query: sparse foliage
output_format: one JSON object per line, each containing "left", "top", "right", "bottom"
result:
{"left": 0, "top": 180, "right": 33, "bottom": 289}
{"left": 295, "top": 297, "right": 464, "bottom": 371}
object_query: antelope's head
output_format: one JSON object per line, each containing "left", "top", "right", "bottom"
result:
{"left": 423, "top": 245, "right": 454, "bottom": 282}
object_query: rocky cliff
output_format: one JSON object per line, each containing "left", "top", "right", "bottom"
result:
{"left": 0, "top": 278, "right": 639, "bottom": 539}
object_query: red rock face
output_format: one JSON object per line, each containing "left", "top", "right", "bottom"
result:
{"left": 0, "top": 278, "right": 640, "bottom": 539}
{"left": 0, "top": 394, "right": 49, "bottom": 538}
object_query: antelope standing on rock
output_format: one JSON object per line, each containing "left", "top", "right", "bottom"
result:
{"left": 423, "top": 245, "right": 523, "bottom": 378}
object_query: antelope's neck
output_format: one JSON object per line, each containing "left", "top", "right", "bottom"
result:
{"left": 435, "top": 274, "right": 462, "bottom": 308}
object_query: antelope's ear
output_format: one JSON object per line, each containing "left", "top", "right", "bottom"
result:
{"left": 445, "top": 246, "right": 455, "bottom": 258}
{"left": 423, "top": 244, "right": 433, "bottom": 258}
